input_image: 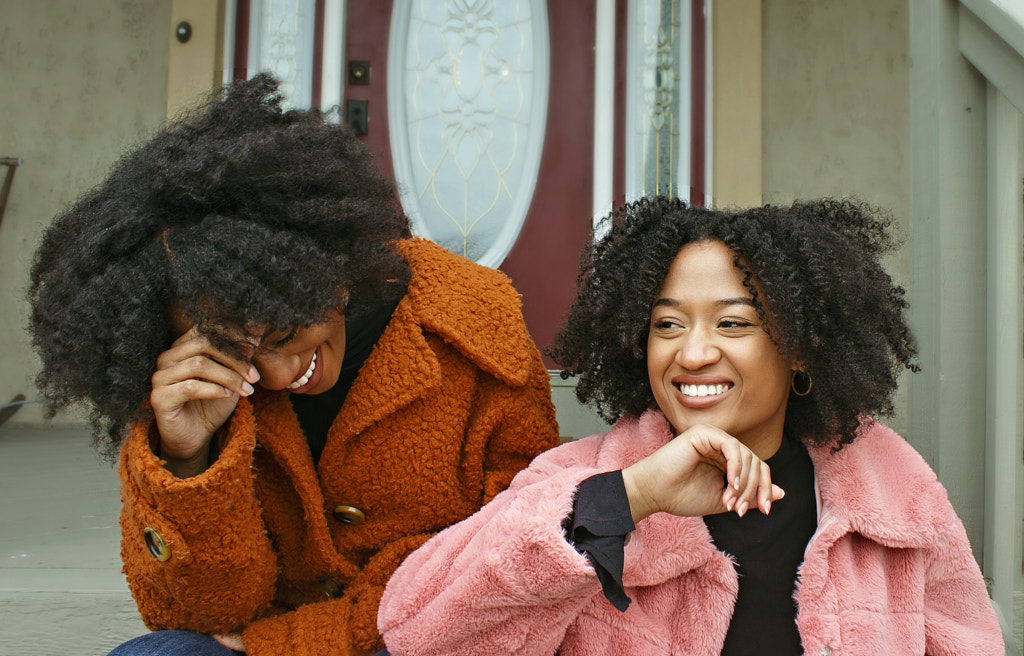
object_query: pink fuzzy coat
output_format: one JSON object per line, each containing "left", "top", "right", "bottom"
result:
{"left": 379, "top": 410, "right": 1004, "bottom": 656}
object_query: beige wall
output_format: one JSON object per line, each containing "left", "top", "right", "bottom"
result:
{"left": 760, "top": 0, "right": 912, "bottom": 435}
{"left": 713, "top": 0, "right": 763, "bottom": 208}
{"left": 0, "top": 0, "right": 172, "bottom": 424}
{"left": 167, "top": 0, "right": 226, "bottom": 118}
{"left": 763, "top": 0, "right": 910, "bottom": 214}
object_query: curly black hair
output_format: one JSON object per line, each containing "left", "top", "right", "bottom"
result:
{"left": 548, "top": 196, "right": 918, "bottom": 450}
{"left": 28, "top": 74, "right": 411, "bottom": 458}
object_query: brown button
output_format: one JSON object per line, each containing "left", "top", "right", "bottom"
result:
{"left": 318, "top": 576, "right": 342, "bottom": 598}
{"left": 143, "top": 526, "right": 171, "bottom": 562}
{"left": 333, "top": 505, "right": 366, "bottom": 526}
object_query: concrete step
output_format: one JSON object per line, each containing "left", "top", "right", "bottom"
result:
{"left": 0, "top": 424, "right": 146, "bottom": 655}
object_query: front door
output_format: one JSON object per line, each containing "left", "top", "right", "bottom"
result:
{"left": 344, "top": 0, "right": 595, "bottom": 365}
{"left": 232, "top": 0, "right": 706, "bottom": 367}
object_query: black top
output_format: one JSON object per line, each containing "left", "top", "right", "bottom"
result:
{"left": 566, "top": 436, "right": 817, "bottom": 654}
{"left": 289, "top": 298, "right": 399, "bottom": 463}
{"left": 703, "top": 436, "right": 818, "bottom": 656}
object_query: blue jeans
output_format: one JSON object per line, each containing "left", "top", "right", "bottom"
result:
{"left": 106, "top": 631, "right": 242, "bottom": 656}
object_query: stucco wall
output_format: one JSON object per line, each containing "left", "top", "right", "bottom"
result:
{"left": 0, "top": 0, "right": 171, "bottom": 424}
{"left": 762, "top": 0, "right": 912, "bottom": 435}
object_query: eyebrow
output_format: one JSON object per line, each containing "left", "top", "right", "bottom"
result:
{"left": 652, "top": 296, "right": 756, "bottom": 309}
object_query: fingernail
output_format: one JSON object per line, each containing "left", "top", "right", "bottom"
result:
{"left": 737, "top": 502, "right": 748, "bottom": 517}
{"left": 733, "top": 478, "right": 740, "bottom": 490}
{"left": 764, "top": 500, "right": 771, "bottom": 515}
{"left": 248, "top": 366, "right": 261, "bottom": 382}
{"left": 242, "top": 382, "right": 254, "bottom": 396}
{"left": 726, "top": 497, "right": 735, "bottom": 512}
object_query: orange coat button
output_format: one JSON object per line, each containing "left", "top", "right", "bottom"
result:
{"left": 143, "top": 526, "right": 171, "bottom": 561}
{"left": 333, "top": 505, "right": 366, "bottom": 525}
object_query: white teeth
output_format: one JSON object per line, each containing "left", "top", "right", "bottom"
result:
{"left": 680, "top": 383, "right": 730, "bottom": 397}
{"left": 287, "top": 351, "right": 317, "bottom": 389}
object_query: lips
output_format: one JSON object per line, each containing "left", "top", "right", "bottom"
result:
{"left": 672, "top": 379, "right": 734, "bottom": 409}
{"left": 678, "top": 383, "right": 732, "bottom": 397}
{"left": 286, "top": 347, "right": 323, "bottom": 393}
{"left": 288, "top": 351, "right": 317, "bottom": 389}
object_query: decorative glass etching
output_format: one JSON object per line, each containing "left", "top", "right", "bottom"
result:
{"left": 389, "top": 0, "right": 550, "bottom": 267}
{"left": 249, "top": 0, "right": 316, "bottom": 109}
{"left": 626, "top": 0, "right": 690, "bottom": 201}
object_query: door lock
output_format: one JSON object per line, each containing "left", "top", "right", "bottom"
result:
{"left": 346, "top": 99, "right": 368, "bottom": 136}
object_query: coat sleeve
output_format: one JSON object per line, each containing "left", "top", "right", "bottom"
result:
{"left": 475, "top": 345, "right": 562, "bottom": 503}
{"left": 923, "top": 514, "right": 1005, "bottom": 655}
{"left": 241, "top": 533, "right": 434, "bottom": 655}
{"left": 378, "top": 446, "right": 610, "bottom": 656}
{"left": 118, "top": 401, "right": 278, "bottom": 634}
{"left": 120, "top": 408, "right": 445, "bottom": 656}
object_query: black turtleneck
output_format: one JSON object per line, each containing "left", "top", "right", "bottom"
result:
{"left": 288, "top": 297, "right": 400, "bottom": 463}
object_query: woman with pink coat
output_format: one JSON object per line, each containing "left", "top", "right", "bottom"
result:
{"left": 377, "top": 197, "right": 1004, "bottom": 656}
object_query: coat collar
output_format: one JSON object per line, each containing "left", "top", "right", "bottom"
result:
{"left": 241, "top": 239, "right": 537, "bottom": 463}
{"left": 330, "top": 298, "right": 441, "bottom": 441}
{"left": 613, "top": 411, "right": 953, "bottom": 551}
{"left": 393, "top": 239, "right": 537, "bottom": 387}
{"left": 807, "top": 420, "right": 954, "bottom": 550}
{"left": 601, "top": 412, "right": 954, "bottom": 590}
{"left": 330, "top": 238, "right": 539, "bottom": 442}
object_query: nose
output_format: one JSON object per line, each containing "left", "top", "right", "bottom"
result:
{"left": 250, "top": 352, "right": 299, "bottom": 390}
{"left": 674, "top": 327, "right": 721, "bottom": 370}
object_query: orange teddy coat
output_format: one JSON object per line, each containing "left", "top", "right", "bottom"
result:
{"left": 117, "top": 238, "right": 560, "bottom": 655}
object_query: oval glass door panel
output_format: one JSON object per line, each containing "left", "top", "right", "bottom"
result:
{"left": 388, "top": 0, "right": 550, "bottom": 267}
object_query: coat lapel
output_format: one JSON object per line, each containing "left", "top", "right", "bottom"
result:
{"left": 798, "top": 420, "right": 955, "bottom": 602}
{"left": 245, "top": 394, "right": 361, "bottom": 577}
{"left": 327, "top": 299, "right": 442, "bottom": 447}
{"left": 807, "top": 420, "right": 953, "bottom": 551}
{"left": 395, "top": 239, "right": 534, "bottom": 387}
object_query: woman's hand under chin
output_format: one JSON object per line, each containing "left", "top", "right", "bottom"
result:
{"left": 621, "top": 423, "right": 785, "bottom": 523}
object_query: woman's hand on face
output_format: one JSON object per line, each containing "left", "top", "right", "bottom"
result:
{"left": 150, "top": 327, "right": 260, "bottom": 478}
{"left": 621, "top": 423, "right": 784, "bottom": 523}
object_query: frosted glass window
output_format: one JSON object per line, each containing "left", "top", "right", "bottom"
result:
{"left": 626, "top": 0, "right": 691, "bottom": 201}
{"left": 389, "top": 0, "right": 550, "bottom": 267}
{"left": 248, "top": 0, "right": 317, "bottom": 109}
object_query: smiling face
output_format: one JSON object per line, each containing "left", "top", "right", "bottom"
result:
{"left": 249, "top": 309, "right": 347, "bottom": 395}
{"left": 175, "top": 306, "right": 348, "bottom": 396}
{"left": 647, "top": 240, "right": 796, "bottom": 459}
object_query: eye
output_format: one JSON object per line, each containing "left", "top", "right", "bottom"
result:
{"left": 652, "top": 317, "right": 683, "bottom": 331}
{"left": 719, "top": 318, "right": 754, "bottom": 330}
{"left": 268, "top": 327, "right": 298, "bottom": 348}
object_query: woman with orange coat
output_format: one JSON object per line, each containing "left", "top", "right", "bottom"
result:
{"left": 28, "top": 75, "right": 559, "bottom": 656}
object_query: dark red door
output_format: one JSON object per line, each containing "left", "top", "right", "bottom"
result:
{"left": 343, "top": 1, "right": 596, "bottom": 366}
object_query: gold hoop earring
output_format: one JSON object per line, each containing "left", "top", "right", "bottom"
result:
{"left": 791, "top": 370, "right": 813, "bottom": 397}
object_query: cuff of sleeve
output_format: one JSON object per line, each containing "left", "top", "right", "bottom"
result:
{"left": 565, "top": 471, "right": 634, "bottom": 612}
{"left": 574, "top": 471, "right": 636, "bottom": 535}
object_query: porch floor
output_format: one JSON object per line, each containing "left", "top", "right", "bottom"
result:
{"left": 0, "top": 422, "right": 147, "bottom": 655}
